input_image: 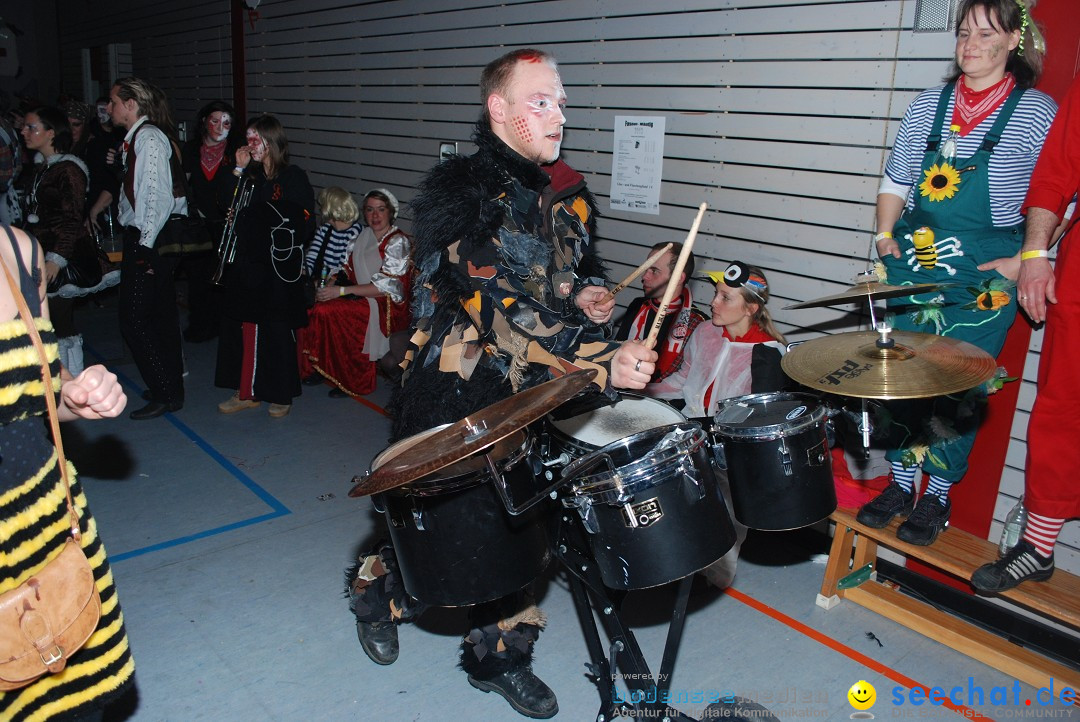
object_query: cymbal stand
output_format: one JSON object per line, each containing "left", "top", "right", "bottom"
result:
{"left": 556, "top": 510, "right": 697, "bottom": 722}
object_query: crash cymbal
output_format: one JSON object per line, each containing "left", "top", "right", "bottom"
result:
{"left": 349, "top": 368, "right": 598, "bottom": 497}
{"left": 781, "top": 328, "right": 997, "bottom": 399}
{"left": 784, "top": 281, "right": 950, "bottom": 310}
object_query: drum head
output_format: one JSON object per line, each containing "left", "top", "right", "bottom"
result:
{"left": 713, "top": 392, "right": 824, "bottom": 439}
{"left": 549, "top": 393, "right": 685, "bottom": 450}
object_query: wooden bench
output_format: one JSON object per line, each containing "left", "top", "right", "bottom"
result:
{"left": 819, "top": 507, "right": 1080, "bottom": 696}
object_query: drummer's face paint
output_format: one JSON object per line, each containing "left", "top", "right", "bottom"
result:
{"left": 246, "top": 130, "right": 268, "bottom": 162}
{"left": 711, "top": 285, "right": 755, "bottom": 335}
{"left": 206, "top": 111, "right": 232, "bottom": 144}
{"left": 642, "top": 251, "right": 676, "bottom": 299}
{"left": 500, "top": 60, "right": 566, "bottom": 164}
{"left": 955, "top": 6, "right": 1019, "bottom": 88}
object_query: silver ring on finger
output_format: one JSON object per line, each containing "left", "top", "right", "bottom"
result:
{"left": 634, "top": 359, "right": 642, "bottom": 373}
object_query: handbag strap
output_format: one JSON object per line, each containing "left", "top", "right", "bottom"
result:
{"left": 0, "top": 229, "right": 82, "bottom": 542}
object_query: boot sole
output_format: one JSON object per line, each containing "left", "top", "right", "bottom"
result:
{"left": 856, "top": 503, "right": 915, "bottom": 529}
{"left": 468, "top": 675, "right": 559, "bottom": 719}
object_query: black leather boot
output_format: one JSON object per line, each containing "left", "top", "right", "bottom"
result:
{"left": 356, "top": 621, "right": 399, "bottom": 665}
{"left": 461, "top": 620, "right": 556, "bottom": 719}
{"left": 468, "top": 667, "right": 558, "bottom": 719}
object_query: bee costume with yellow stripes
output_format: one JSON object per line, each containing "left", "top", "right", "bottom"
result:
{"left": 1, "top": 225, "right": 134, "bottom": 721}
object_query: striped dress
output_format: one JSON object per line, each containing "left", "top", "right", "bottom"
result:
{"left": 0, "top": 241, "right": 134, "bottom": 720}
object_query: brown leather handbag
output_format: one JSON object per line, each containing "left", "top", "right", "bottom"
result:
{"left": 0, "top": 244, "right": 102, "bottom": 691}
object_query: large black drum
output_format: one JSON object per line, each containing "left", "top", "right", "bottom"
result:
{"left": 371, "top": 426, "right": 551, "bottom": 607}
{"left": 712, "top": 392, "right": 836, "bottom": 531}
{"left": 560, "top": 422, "right": 737, "bottom": 590}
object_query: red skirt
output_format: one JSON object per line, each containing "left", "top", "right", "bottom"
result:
{"left": 298, "top": 297, "right": 376, "bottom": 396}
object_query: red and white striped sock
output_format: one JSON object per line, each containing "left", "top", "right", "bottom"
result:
{"left": 1022, "top": 513, "right": 1064, "bottom": 558}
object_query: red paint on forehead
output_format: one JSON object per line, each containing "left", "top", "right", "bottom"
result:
{"left": 517, "top": 51, "right": 545, "bottom": 63}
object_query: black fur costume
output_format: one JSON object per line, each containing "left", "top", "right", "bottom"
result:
{"left": 351, "top": 120, "right": 618, "bottom": 682}
{"left": 389, "top": 120, "right": 612, "bottom": 442}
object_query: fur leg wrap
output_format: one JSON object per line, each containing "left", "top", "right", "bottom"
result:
{"left": 344, "top": 540, "right": 427, "bottom": 624}
{"left": 460, "top": 596, "right": 546, "bottom": 678}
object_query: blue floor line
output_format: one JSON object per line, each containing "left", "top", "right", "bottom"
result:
{"left": 85, "top": 342, "right": 292, "bottom": 561}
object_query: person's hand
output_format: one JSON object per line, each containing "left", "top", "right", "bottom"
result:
{"left": 235, "top": 146, "right": 252, "bottom": 169}
{"left": 316, "top": 285, "right": 344, "bottom": 303}
{"left": 1013, "top": 257, "right": 1056, "bottom": 324}
{"left": 876, "top": 236, "right": 901, "bottom": 259}
{"left": 44, "top": 260, "right": 60, "bottom": 284}
{"left": 610, "top": 340, "right": 657, "bottom": 389}
{"left": 61, "top": 365, "right": 127, "bottom": 419}
{"left": 575, "top": 285, "right": 615, "bottom": 324}
{"left": 105, "top": 147, "right": 118, "bottom": 166}
{"left": 977, "top": 253, "right": 1020, "bottom": 281}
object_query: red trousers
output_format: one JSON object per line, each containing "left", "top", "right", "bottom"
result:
{"left": 1025, "top": 235, "right": 1080, "bottom": 519}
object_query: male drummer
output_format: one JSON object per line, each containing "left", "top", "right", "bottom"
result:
{"left": 347, "top": 48, "right": 657, "bottom": 719}
{"left": 614, "top": 242, "right": 707, "bottom": 387}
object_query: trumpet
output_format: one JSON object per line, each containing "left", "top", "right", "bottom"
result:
{"left": 212, "top": 170, "right": 254, "bottom": 285}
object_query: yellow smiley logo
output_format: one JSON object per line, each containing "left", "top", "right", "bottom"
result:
{"left": 848, "top": 680, "right": 876, "bottom": 710}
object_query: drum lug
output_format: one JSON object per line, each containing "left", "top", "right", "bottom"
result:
{"left": 779, "top": 439, "right": 794, "bottom": 476}
{"left": 409, "top": 496, "right": 426, "bottom": 531}
{"left": 561, "top": 495, "right": 600, "bottom": 534}
{"left": 677, "top": 459, "right": 705, "bottom": 500}
{"left": 807, "top": 438, "right": 828, "bottom": 467}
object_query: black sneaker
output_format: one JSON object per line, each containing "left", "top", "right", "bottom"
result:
{"left": 896, "top": 494, "right": 950, "bottom": 545}
{"left": 856, "top": 482, "right": 915, "bottom": 528}
{"left": 971, "top": 540, "right": 1054, "bottom": 593}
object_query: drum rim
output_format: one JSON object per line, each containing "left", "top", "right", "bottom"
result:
{"left": 568, "top": 423, "right": 707, "bottom": 499}
{"left": 712, "top": 391, "right": 827, "bottom": 438}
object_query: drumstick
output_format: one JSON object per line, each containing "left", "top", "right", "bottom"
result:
{"left": 644, "top": 202, "right": 707, "bottom": 349}
{"left": 600, "top": 243, "right": 673, "bottom": 304}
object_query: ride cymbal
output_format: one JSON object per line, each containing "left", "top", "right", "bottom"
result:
{"left": 348, "top": 368, "right": 598, "bottom": 497}
{"left": 784, "top": 281, "right": 950, "bottom": 310}
{"left": 781, "top": 329, "right": 997, "bottom": 399}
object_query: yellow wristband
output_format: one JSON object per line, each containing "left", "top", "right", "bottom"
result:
{"left": 874, "top": 232, "right": 893, "bottom": 243}
{"left": 339, "top": 286, "right": 344, "bottom": 297}
{"left": 1021, "top": 249, "right": 1049, "bottom": 261}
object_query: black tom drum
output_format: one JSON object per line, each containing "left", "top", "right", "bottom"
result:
{"left": 712, "top": 392, "right": 836, "bottom": 530}
{"left": 560, "top": 423, "right": 736, "bottom": 590}
{"left": 371, "top": 425, "right": 551, "bottom": 607}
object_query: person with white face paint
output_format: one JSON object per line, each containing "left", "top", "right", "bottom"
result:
{"left": 213, "top": 114, "right": 315, "bottom": 419}
{"left": 181, "top": 100, "right": 243, "bottom": 342}
{"left": 348, "top": 48, "right": 657, "bottom": 720}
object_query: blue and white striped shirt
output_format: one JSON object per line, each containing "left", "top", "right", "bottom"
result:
{"left": 881, "top": 85, "right": 1057, "bottom": 227}
{"left": 304, "top": 220, "right": 364, "bottom": 276}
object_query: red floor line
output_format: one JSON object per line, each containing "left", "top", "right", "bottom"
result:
{"left": 724, "top": 586, "right": 984, "bottom": 718}
{"left": 352, "top": 397, "right": 389, "bottom": 416}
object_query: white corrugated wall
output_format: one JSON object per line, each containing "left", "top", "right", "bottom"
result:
{"left": 56, "top": 0, "right": 1074, "bottom": 570}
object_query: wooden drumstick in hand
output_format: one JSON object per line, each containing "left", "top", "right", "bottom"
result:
{"left": 644, "top": 202, "right": 707, "bottom": 349}
{"left": 600, "top": 243, "right": 673, "bottom": 304}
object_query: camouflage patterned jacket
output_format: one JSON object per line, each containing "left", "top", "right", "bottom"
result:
{"left": 391, "top": 121, "right": 618, "bottom": 440}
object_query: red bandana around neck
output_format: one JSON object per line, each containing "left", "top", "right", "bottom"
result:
{"left": 200, "top": 141, "right": 227, "bottom": 180}
{"left": 951, "top": 73, "right": 1016, "bottom": 136}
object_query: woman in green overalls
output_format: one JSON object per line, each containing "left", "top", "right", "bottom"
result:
{"left": 856, "top": 0, "right": 1056, "bottom": 545}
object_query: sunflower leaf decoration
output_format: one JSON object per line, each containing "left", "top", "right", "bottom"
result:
{"left": 919, "top": 162, "right": 962, "bottom": 202}
{"left": 982, "top": 366, "right": 1017, "bottom": 396}
{"left": 962, "top": 278, "right": 1015, "bottom": 311}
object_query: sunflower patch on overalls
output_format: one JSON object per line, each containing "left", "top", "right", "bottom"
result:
{"left": 878, "top": 83, "right": 1025, "bottom": 481}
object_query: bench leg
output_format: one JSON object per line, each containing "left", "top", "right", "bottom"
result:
{"left": 817, "top": 522, "right": 856, "bottom": 609}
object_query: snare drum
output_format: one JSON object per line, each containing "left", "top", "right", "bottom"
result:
{"left": 545, "top": 393, "right": 687, "bottom": 461}
{"left": 712, "top": 392, "right": 836, "bottom": 530}
{"left": 371, "top": 425, "right": 551, "bottom": 607}
{"left": 560, "top": 423, "right": 737, "bottom": 590}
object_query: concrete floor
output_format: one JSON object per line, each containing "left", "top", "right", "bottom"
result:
{"left": 60, "top": 291, "right": 1078, "bottom": 722}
